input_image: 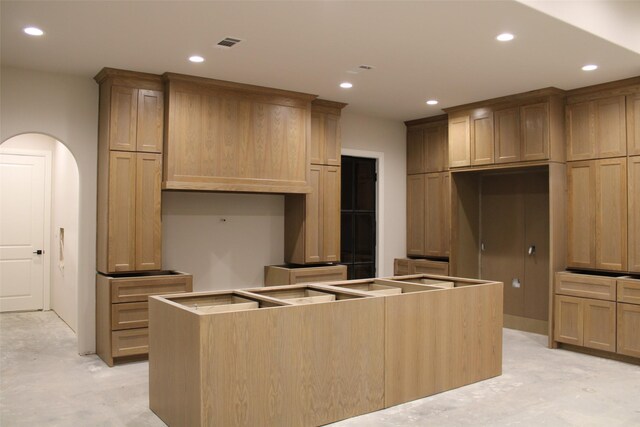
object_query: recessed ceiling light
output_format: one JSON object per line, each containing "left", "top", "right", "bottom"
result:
{"left": 23, "top": 27, "right": 44, "bottom": 36}
{"left": 189, "top": 55, "right": 205, "bottom": 63}
{"left": 582, "top": 64, "right": 598, "bottom": 71}
{"left": 496, "top": 33, "right": 514, "bottom": 42}
{"left": 340, "top": 82, "right": 353, "bottom": 89}
{"left": 426, "top": 100, "right": 439, "bottom": 106}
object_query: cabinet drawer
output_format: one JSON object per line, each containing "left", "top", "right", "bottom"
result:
{"left": 617, "top": 278, "right": 640, "bottom": 304}
{"left": 409, "top": 259, "right": 449, "bottom": 276}
{"left": 112, "top": 302, "right": 148, "bottom": 330}
{"left": 111, "top": 275, "right": 192, "bottom": 303}
{"left": 290, "top": 265, "right": 347, "bottom": 284}
{"left": 555, "top": 272, "right": 616, "bottom": 301}
{"left": 112, "top": 328, "right": 148, "bottom": 357}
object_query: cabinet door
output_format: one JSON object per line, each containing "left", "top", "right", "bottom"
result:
{"left": 407, "top": 174, "right": 425, "bottom": 256}
{"left": 448, "top": 116, "right": 470, "bottom": 168}
{"left": 109, "top": 86, "right": 138, "bottom": 151}
{"left": 310, "top": 112, "right": 324, "bottom": 165}
{"left": 567, "top": 161, "right": 596, "bottom": 268}
{"left": 424, "top": 124, "right": 447, "bottom": 172}
{"left": 595, "top": 95, "right": 626, "bottom": 158}
{"left": 407, "top": 128, "right": 425, "bottom": 174}
{"left": 135, "top": 153, "right": 162, "bottom": 271}
{"left": 617, "top": 302, "right": 640, "bottom": 358}
{"left": 629, "top": 156, "right": 640, "bottom": 272}
{"left": 470, "top": 110, "right": 494, "bottom": 165}
{"left": 583, "top": 299, "right": 616, "bottom": 352}
{"left": 108, "top": 151, "right": 136, "bottom": 272}
{"left": 442, "top": 172, "right": 451, "bottom": 257}
{"left": 136, "top": 89, "right": 164, "bottom": 153}
{"left": 494, "top": 107, "right": 520, "bottom": 164}
{"left": 305, "top": 165, "right": 322, "bottom": 263}
{"left": 521, "top": 102, "right": 550, "bottom": 161}
{"left": 322, "top": 166, "right": 340, "bottom": 262}
{"left": 554, "top": 295, "right": 583, "bottom": 346}
{"left": 595, "top": 158, "right": 627, "bottom": 271}
{"left": 566, "top": 101, "right": 595, "bottom": 161}
{"left": 424, "top": 173, "right": 443, "bottom": 257}
{"left": 627, "top": 94, "right": 640, "bottom": 156}
{"left": 324, "top": 115, "right": 341, "bottom": 166}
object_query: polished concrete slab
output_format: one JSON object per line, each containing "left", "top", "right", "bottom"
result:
{"left": 1, "top": 311, "right": 639, "bottom": 426}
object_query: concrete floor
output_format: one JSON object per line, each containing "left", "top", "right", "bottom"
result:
{"left": 1, "top": 311, "right": 639, "bottom": 426}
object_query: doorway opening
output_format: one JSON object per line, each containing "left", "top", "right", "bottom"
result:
{"left": 0, "top": 133, "right": 80, "bottom": 332}
{"left": 340, "top": 155, "right": 377, "bottom": 279}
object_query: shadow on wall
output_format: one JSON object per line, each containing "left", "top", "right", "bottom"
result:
{"left": 0, "top": 133, "right": 80, "bottom": 332}
{"left": 161, "top": 191, "right": 285, "bottom": 290}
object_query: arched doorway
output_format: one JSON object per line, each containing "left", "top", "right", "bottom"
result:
{"left": 0, "top": 133, "right": 80, "bottom": 332}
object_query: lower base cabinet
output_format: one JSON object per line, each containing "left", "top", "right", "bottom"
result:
{"left": 618, "top": 303, "right": 640, "bottom": 358}
{"left": 148, "top": 274, "right": 503, "bottom": 426}
{"left": 394, "top": 258, "right": 449, "bottom": 276}
{"left": 264, "top": 264, "right": 347, "bottom": 286}
{"left": 96, "top": 271, "right": 192, "bottom": 366}
{"left": 555, "top": 295, "right": 616, "bottom": 352}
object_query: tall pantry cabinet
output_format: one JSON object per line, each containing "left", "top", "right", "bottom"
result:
{"left": 95, "top": 69, "right": 164, "bottom": 273}
{"left": 285, "top": 100, "right": 346, "bottom": 264}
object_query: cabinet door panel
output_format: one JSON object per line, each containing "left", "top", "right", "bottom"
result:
{"left": 448, "top": 116, "right": 470, "bottom": 168}
{"left": 494, "top": 107, "right": 520, "bottom": 164}
{"left": 521, "top": 102, "right": 549, "bottom": 161}
{"left": 583, "top": 299, "right": 616, "bottom": 352}
{"left": 322, "top": 166, "right": 340, "bottom": 262}
{"left": 310, "top": 113, "right": 324, "bottom": 165}
{"left": 324, "top": 115, "right": 341, "bottom": 166}
{"left": 424, "top": 125, "right": 446, "bottom": 172}
{"left": 617, "top": 303, "right": 640, "bottom": 358}
{"left": 471, "top": 111, "right": 494, "bottom": 165}
{"left": 596, "top": 96, "right": 626, "bottom": 158}
{"left": 305, "top": 166, "right": 322, "bottom": 263}
{"left": 136, "top": 90, "right": 164, "bottom": 153}
{"left": 108, "top": 151, "right": 136, "bottom": 272}
{"left": 442, "top": 172, "right": 451, "bottom": 257}
{"left": 566, "top": 101, "right": 595, "bottom": 161}
{"left": 554, "top": 295, "right": 583, "bottom": 346}
{"left": 629, "top": 156, "right": 640, "bottom": 272}
{"left": 567, "top": 161, "right": 596, "bottom": 268}
{"left": 628, "top": 94, "right": 640, "bottom": 156}
{"left": 407, "top": 174, "right": 425, "bottom": 256}
{"left": 110, "top": 86, "right": 138, "bottom": 151}
{"left": 135, "top": 153, "right": 162, "bottom": 271}
{"left": 595, "top": 158, "right": 627, "bottom": 271}
{"left": 407, "top": 128, "right": 425, "bottom": 174}
{"left": 424, "top": 173, "right": 443, "bottom": 257}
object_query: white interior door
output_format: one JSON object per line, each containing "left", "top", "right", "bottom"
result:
{"left": 0, "top": 153, "right": 47, "bottom": 311}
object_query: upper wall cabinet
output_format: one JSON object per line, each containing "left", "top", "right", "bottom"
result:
{"left": 566, "top": 95, "right": 626, "bottom": 160}
{"left": 310, "top": 99, "right": 347, "bottom": 166}
{"left": 628, "top": 93, "right": 640, "bottom": 156}
{"left": 95, "top": 69, "right": 164, "bottom": 153}
{"left": 163, "top": 73, "right": 317, "bottom": 194}
{"left": 405, "top": 116, "right": 448, "bottom": 174}
{"left": 445, "top": 89, "right": 565, "bottom": 169}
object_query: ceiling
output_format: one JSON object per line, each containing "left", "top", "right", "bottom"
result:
{"left": 2, "top": 1, "right": 639, "bottom": 122}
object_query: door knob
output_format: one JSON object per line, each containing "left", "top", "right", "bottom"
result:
{"left": 33, "top": 249, "right": 44, "bottom": 255}
{"left": 528, "top": 245, "right": 536, "bottom": 256}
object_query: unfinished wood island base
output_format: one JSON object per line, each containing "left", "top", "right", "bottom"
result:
{"left": 148, "top": 274, "right": 503, "bottom": 427}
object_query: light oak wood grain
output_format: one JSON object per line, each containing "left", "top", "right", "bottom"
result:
{"left": 264, "top": 264, "right": 347, "bottom": 286}
{"left": 109, "top": 85, "right": 138, "bottom": 152}
{"left": 136, "top": 89, "right": 164, "bottom": 153}
{"left": 617, "top": 302, "right": 640, "bottom": 358}
{"left": 595, "top": 95, "right": 627, "bottom": 158}
{"left": 135, "top": 153, "right": 162, "bottom": 271}
{"left": 583, "top": 299, "right": 616, "bottom": 352}
{"left": 521, "top": 102, "right": 550, "bottom": 161}
{"left": 406, "top": 127, "right": 425, "bottom": 174}
{"left": 554, "top": 295, "right": 583, "bottom": 346}
{"left": 494, "top": 107, "right": 520, "bottom": 164}
{"left": 555, "top": 271, "right": 616, "bottom": 301}
{"left": 566, "top": 101, "right": 595, "bottom": 161}
{"left": 406, "top": 174, "right": 425, "bottom": 256}
{"left": 617, "top": 278, "right": 640, "bottom": 305}
{"left": 629, "top": 156, "right": 640, "bottom": 272}
{"left": 107, "top": 151, "right": 136, "bottom": 272}
{"left": 567, "top": 161, "right": 596, "bottom": 268}
{"left": 595, "top": 158, "right": 627, "bottom": 271}
{"left": 628, "top": 94, "right": 640, "bottom": 155}
{"left": 470, "top": 109, "right": 494, "bottom": 166}
{"left": 448, "top": 114, "right": 471, "bottom": 168}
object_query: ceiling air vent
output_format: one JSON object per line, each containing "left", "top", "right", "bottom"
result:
{"left": 358, "top": 65, "right": 375, "bottom": 70}
{"left": 217, "top": 37, "right": 243, "bottom": 48}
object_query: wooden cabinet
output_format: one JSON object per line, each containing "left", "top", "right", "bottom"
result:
{"left": 448, "top": 114, "right": 471, "bottom": 168}
{"left": 628, "top": 94, "right": 640, "bottom": 155}
{"left": 99, "top": 151, "right": 162, "bottom": 273}
{"left": 96, "top": 271, "right": 192, "bottom": 366}
{"left": 567, "top": 158, "right": 627, "bottom": 271}
{"left": 310, "top": 99, "right": 346, "bottom": 166}
{"left": 285, "top": 165, "right": 340, "bottom": 264}
{"left": 617, "top": 302, "right": 640, "bottom": 358}
{"left": 567, "top": 96, "right": 626, "bottom": 160}
{"left": 406, "top": 172, "right": 449, "bottom": 258}
{"left": 393, "top": 258, "right": 409, "bottom": 275}
{"left": 406, "top": 118, "right": 448, "bottom": 174}
{"left": 629, "top": 156, "right": 640, "bottom": 272}
{"left": 264, "top": 264, "right": 347, "bottom": 286}
{"left": 583, "top": 299, "right": 616, "bottom": 352}
{"left": 554, "top": 295, "right": 584, "bottom": 346}
{"left": 394, "top": 258, "right": 449, "bottom": 276}
{"left": 495, "top": 103, "right": 551, "bottom": 164}
{"left": 406, "top": 174, "right": 425, "bottom": 256}
{"left": 163, "top": 73, "right": 316, "bottom": 193}
{"left": 470, "top": 109, "right": 494, "bottom": 165}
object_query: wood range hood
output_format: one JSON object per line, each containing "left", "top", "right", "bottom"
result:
{"left": 161, "top": 72, "right": 319, "bottom": 195}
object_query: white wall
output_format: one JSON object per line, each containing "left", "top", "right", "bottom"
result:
{"left": 1, "top": 134, "right": 80, "bottom": 331}
{"left": 0, "top": 67, "right": 97, "bottom": 354}
{"left": 162, "top": 192, "right": 285, "bottom": 290}
{"left": 341, "top": 111, "right": 407, "bottom": 276}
